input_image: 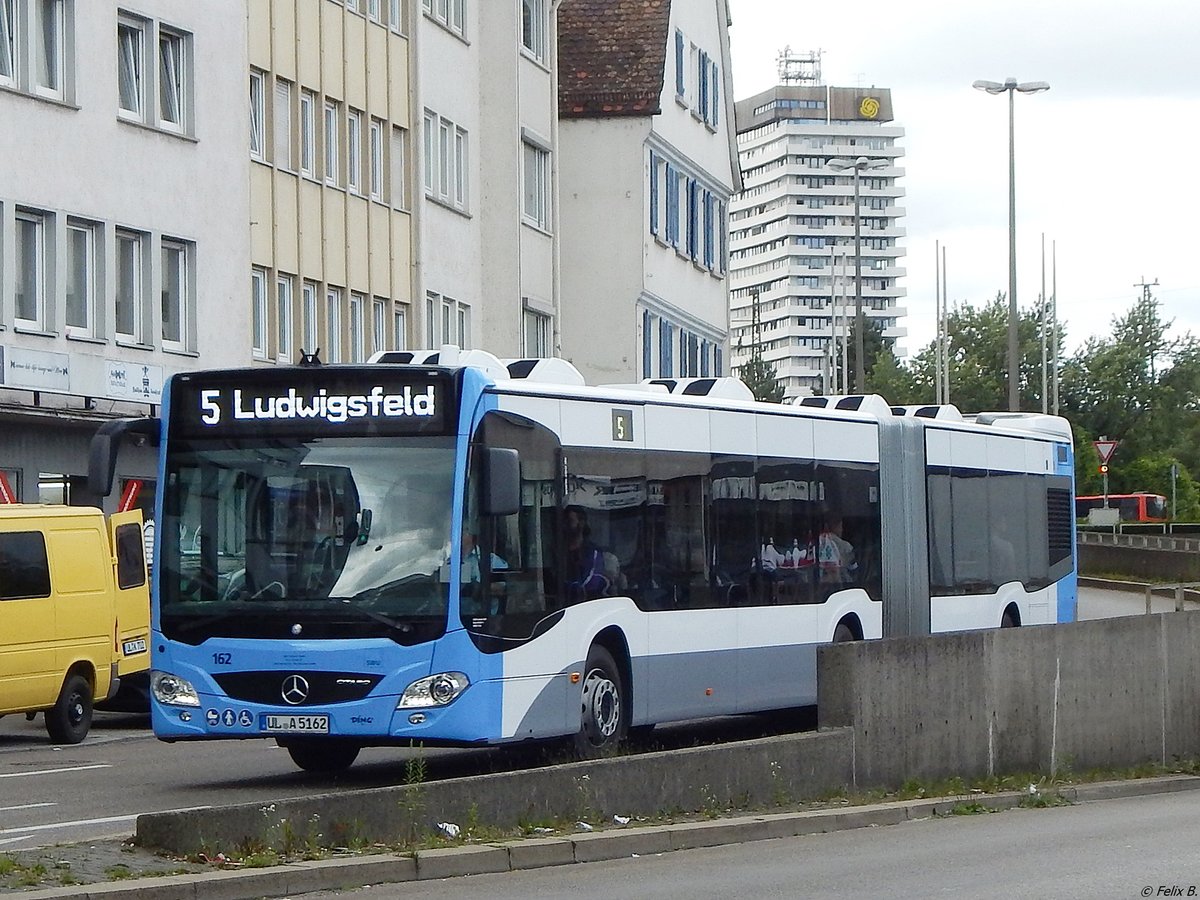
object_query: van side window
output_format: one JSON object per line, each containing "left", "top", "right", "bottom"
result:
{"left": 0, "top": 532, "right": 52, "bottom": 600}
{"left": 115, "top": 523, "right": 147, "bottom": 589}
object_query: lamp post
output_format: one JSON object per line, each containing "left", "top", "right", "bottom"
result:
{"left": 827, "top": 155, "right": 889, "bottom": 393}
{"left": 972, "top": 76, "right": 1049, "bottom": 411}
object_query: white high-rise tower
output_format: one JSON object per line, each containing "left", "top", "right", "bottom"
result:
{"left": 729, "top": 51, "right": 907, "bottom": 398}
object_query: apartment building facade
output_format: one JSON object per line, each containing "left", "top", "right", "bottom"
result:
{"left": 248, "top": 0, "right": 414, "bottom": 367}
{"left": 0, "top": 0, "right": 248, "bottom": 509}
{"left": 729, "top": 83, "right": 907, "bottom": 399}
{"left": 557, "top": 0, "right": 740, "bottom": 384}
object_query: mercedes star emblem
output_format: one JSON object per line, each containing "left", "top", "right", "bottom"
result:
{"left": 281, "top": 674, "right": 310, "bottom": 705}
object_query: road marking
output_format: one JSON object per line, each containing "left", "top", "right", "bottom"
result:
{"left": 0, "top": 803, "right": 56, "bottom": 811}
{"left": 0, "top": 764, "right": 111, "bottom": 779}
{"left": 0, "top": 836, "right": 34, "bottom": 847}
{"left": 0, "top": 807, "right": 212, "bottom": 836}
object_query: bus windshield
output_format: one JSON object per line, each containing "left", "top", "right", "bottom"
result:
{"left": 160, "top": 436, "right": 456, "bottom": 645}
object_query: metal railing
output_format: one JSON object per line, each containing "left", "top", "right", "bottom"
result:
{"left": 1143, "top": 582, "right": 1200, "bottom": 615}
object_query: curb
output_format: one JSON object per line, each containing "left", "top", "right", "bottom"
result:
{"left": 12, "top": 774, "right": 1200, "bottom": 900}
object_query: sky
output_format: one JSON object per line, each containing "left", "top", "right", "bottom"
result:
{"left": 726, "top": 0, "right": 1200, "bottom": 361}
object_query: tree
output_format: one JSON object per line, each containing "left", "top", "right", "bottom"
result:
{"left": 736, "top": 343, "right": 785, "bottom": 403}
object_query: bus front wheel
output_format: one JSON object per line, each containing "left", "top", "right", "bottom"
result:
{"left": 573, "top": 645, "right": 626, "bottom": 758}
{"left": 282, "top": 738, "right": 361, "bottom": 773}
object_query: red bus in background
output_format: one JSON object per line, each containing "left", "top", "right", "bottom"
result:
{"left": 1075, "top": 492, "right": 1168, "bottom": 523}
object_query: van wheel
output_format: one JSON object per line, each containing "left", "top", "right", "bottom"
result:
{"left": 573, "top": 646, "right": 626, "bottom": 758}
{"left": 283, "top": 738, "right": 361, "bottom": 773}
{"left": 46, "top": 674, "right": 93, "bottom": 744}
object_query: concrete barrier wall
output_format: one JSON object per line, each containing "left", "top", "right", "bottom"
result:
{"left": 1078, "top": 543, "right": 1200, "bottom": 581}
{"left": 818, "top": 612, "right": 1200, "bottom": 788}
{"left": 138, "top": 609, "right": 1200, "bottom": 855}
{"left": 137, "top": 729, "right": 854, "bottom": 854}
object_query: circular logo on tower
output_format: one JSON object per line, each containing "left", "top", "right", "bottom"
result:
{"left": 859, "top": 97, "right": 880, "bottom": 119}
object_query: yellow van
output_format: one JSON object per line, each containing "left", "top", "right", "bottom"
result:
{"left": 0, "top": 505, "right": 150, "bottom": 743}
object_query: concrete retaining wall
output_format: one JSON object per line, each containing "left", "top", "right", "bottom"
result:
{"left": 1078, "top": 542, "right": 1200, "bottom": 581}
{"left": 818, "top": 611, "right": 1200, "bottom": 788}
{"left": 136, "top": 729, "right": 854, "bottom": 854}
{"left": 137, "top": 609, "right": 1200, "bottom": 855}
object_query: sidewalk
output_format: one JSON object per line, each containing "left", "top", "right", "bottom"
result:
{"left": 6, "top": 774, "right": 1200, "bottom": 900}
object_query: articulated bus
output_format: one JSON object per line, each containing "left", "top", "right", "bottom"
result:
{"left": 89, "top": 349, "right": 1076, "bottom": 771}
{"left": 1075, "top": 493, "right": 1168, "bottom": 524}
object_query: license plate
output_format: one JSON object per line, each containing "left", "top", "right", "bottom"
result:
{"left": 261, "top": 714, "right": 330, "bottom": 734}
{"left": 122, "top": 638, "right": 147, "bottom": 655}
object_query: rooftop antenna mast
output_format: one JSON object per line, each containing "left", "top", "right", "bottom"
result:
{"left": 777, "top": 46, "right": 822, "bottom": 86}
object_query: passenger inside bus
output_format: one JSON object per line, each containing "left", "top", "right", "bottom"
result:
{"left": 818, "top": 514, "right": 856, "bottom": 585}
{"left": 564, "top": 506, "right": 610, "bottom": 600}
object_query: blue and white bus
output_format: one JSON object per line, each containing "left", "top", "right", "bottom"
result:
{"left": 89, "top": 348, "right": 1076, "bottom": 771}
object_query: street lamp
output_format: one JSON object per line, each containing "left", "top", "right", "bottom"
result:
{"left": 972, "top": 76, "right": 1049, "bottom": 411}
{"left": 827, "top": 155, "right": 889, "bottom": 393}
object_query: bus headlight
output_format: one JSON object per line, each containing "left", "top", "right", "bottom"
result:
{"left": 398, "top": 672, "right": 469, "bottom": 708}
{"left": 151, "top": 671, "right": 201, "bottom": 707}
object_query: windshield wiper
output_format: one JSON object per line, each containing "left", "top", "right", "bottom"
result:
{"left": 320, "top": 597, "right": 419, "bottom": 635}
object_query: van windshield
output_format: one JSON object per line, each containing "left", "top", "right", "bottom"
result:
{"left": 160, "top": 436, "right": 456, "bottom": 644}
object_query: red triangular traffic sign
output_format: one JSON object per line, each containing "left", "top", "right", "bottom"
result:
{"left": 1093, "top": 440, "right": 1118, "bottom": 463}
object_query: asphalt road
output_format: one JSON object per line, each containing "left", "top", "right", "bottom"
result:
{"left": 0, "top": 582, "right": 1165, "bottom": 851}
{"left": 293, "top": 789, "right": 1200, "bottom": 900}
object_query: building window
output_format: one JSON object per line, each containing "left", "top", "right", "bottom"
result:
{"left": 0, "top": 0, "right": 14, "bottom": 85}
{"left": 251, "top": 267, "right": 267, "bottom": 359}
{"left": 35, "top": 0, "right": 63, "bottom": 96}
{"left": 324, "top": 99, "right": 339, "bottom": 185}
{"left": 642, "top": 310, "right": 652, "bottom": 378}
{"left": 118, "top": 14, "right": 190, "bottom": 132}
{"left": 349, "top": 292, "right": 365, "bottom": 361}
{"left": 326, "top": 286, "right": 342, "bottom": 362}
{"left": 674, "top": 29, "right": 684, "bottom": 98}
{"left": 161, "top": 239, "right": 188, "bottom": 350}
{"left": 371, "top": 297, "right": 386, "bottom": 355}
{"left": 366, "top": 0, "right": 380, "bottom": 21}
{"left": 117, "top": 16, "right": 145, "bottom": 118}
{"left": 422, "top": 110, "right": 468, "bottom": 211}
{"left": 457, "top": 303, "right": 470, "bottom": 348}
{"left": 301, "top": 280, "right": 318, "bottom": 355}
{"left": 65, "top": 219, "right": 95, "bottom": 336}
{"left": 276, "top": 274, "right": 293, "bottom": 362}
{"left": 369, "top": 117, "right": 384, "bottom": 200}
{"left": 424, "top": 0, "right": 465, "bottom": 37}
{"left": 424, "top": 291, "right": 436, "bottom": 346}
{"left": 274, "top": 78, "right": 293, "bottom": 170}
{"left": 390, "top": 125, "right": 409, "bottom": 210}
{"left": 249, "top": 70, "right": 265, "bottom": 159}
{"left": 520, "top": 0, "right": 545, "bottom": 62}
{"left": 393, "top": 303, "right": 408, "bottom": 350}
{"left": 522, "top": 140, "right": 549, "bottom": 230}
{"left": 158, "top": 27, "right": 186, "bottom": 131}
{"left": 523, "top": 308, "right": 551, "bottom": 357}
{"left": 347, "top": 108, "right": 362, "bottom": 194}
{"left": 453, "top": 126, "right": 467, "bottom": 208}
{"left": 299, "top": 89, "right": 316, "bottom": 177}
{"left": 388, "top": 0, "right": 406, "bottom": 33}
{"left": 14, "top": 210, "right": 46, "bottom": 329}
{"left": 114, "top": 230, "right": 146, "bottom": 342}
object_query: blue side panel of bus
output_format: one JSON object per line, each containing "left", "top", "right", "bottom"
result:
{"left": 1057, "top": 439, "right": 1078, "bottom": 624}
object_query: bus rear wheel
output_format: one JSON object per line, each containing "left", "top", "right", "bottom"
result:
{"left": 46, "top": 674, "right": 93, "bottom": 744}
{"left": 573, "top": 646, "right": 626, "bottom": 758}
{"left": 833, "top": 620, "right": 857, "bottom": 643}
{"left": 282, "top": 738, "right": 361, "bottom": 773}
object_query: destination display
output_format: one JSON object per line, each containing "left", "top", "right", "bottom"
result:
{"left": 170, "top": 369, "right": 457, "bottom": 439}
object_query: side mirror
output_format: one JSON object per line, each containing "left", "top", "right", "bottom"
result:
{"left": 481, "top": 447, "right": 520, "bottom": 517}
{"left": 88, "top": 418, "right": 160, "bottom": 497}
